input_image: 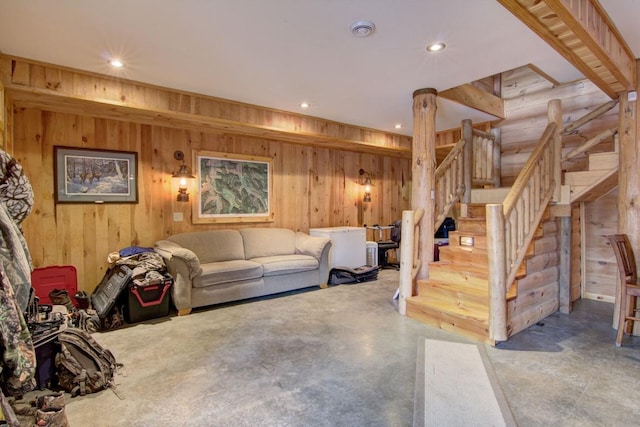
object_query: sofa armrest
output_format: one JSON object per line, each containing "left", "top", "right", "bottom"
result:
{"left": 154, "top": 240, "right": 203, "bottom": 312}
{"left": 295, "top": 232, "right": 330, "bottom": 260}
{"left": 295, "top": 232, "right": 332, "bottom": 285}
{"left": 155, "top": 240, "right": 202, "bottom": 277}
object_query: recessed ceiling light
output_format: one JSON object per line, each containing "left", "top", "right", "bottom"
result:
{"left": 300, "top": 102, "right": 310, "bottom": 109}
{"left": 350, "top": 20, "right": 376, "bottom": 37}
{"left": 108, "top": 59, "right": 124, "bottom": 68}
{"left": 394, "top": 124, "right": 403, "bottom": 129}
{"left": 426, "top": 42, "right": 446, "bottom": 52}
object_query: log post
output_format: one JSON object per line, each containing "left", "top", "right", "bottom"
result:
{"left": 462, "top": 119, "right": 472, "bottom": 203}
{"left": 491, "top": 127, "right": 501, "bottom": 188}
{"left": 559, "top": 216, "right": 572, "bottom": 314}
{"left": 398, "top": 209, "right": 415, "bottom": 315}
{"left": 548, "top": 99, "right": 562, "bottom": 202}
{"left": 618, "top": 70, "right": 639, "bottom": 331}
{"left": 412, "top": 88, "right": 437, "bottom": 280}
{"left": 486, "top": 203, "right": 507, "bottom": 341}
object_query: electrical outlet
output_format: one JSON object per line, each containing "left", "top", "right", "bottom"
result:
{"left": 173, "top": 212, "right": 183, "bottom": 222}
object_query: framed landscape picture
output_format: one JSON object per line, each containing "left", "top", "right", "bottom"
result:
{"left": 54, "top": 146, "right": 138, "bottom": 203}
{"left": 193, "top": 150, "right": 273, "bottom": 224}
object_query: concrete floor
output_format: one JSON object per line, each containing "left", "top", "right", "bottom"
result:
{"left": 60, "top": 270, "right": 639, "bottom": 427}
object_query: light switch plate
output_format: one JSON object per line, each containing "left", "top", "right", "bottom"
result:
{"left": 173, "top": 212, "right": 184, "bottom": 222}
{"left": 629, "top": 91, "right": 637, "bottom": 102}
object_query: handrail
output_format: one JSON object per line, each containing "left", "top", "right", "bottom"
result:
{"left": 435, "top": 138, "right": 465, "bottom": 177}
{"left": 503, "top": 123, "right": 556, "bottom": 217}
{"left": 561, "top": 100, "right": 618, "bottom": 135}
{"left": 398, "top": 208, "right": 425, "bottom": 315}
{"left": 434, "top": 137, "right": 467, "bottom": 231}
{"left": 487, "top": 121, "right": 558, "bottom": 341}
{"left": 562, "top": 127, "right": 617, "bottom": 161}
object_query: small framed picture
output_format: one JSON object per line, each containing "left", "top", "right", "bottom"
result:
{"left": 54, "top": 146, "right": 138, "bottom": 203}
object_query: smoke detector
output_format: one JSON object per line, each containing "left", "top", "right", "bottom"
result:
{"left": 350, "top": 20, "right": 376, "bottom": 37}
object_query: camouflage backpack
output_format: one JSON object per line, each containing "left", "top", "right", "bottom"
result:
{"left": 54, "top": 329, "right": 120, "bottom": 396}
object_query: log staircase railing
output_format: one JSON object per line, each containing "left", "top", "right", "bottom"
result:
{"left": 486, "top": 121, "right": 558, "bottom": 341}
{"left": 401, "top": 120, "right": 500, "bottom": 315}
{"left": 561, "top": 99, "right": 618, "bottom": 161}
{"left": 434, "top": 137, "right": 467, "bottom": 230}
{"left": 434, "top": 120, "right": 500, "bottom": 230}
{"left": 471, "top": 127, "right": 501, "bottom": 188}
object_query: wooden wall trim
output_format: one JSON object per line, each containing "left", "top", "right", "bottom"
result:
{"left": 0, "top": 55, "right": 411, "bottom": 159}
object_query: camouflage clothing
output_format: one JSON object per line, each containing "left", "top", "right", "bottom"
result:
{"left": 0, "top": 150, "right": 34, "bottom": 228}
{"left": 0, "top": 201, "right": 32, "bottom": 313}
{"left": 0, "top": 149, "right": 33, "bottom": 313}
{"left": 0, "top": 267, "right": 36, "bottom": 395}
{"left": 113, "top": 250, "right": 166, "bottom": 280}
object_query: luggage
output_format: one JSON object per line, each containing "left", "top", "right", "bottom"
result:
{"left": 124, "top": 274, "right": 173, "bottom": 323}
{"left": 91, "top": 265, "right": 133, "bottom": 318}
{"left": 329, "top": 265, "right": 379, "bottom": 285}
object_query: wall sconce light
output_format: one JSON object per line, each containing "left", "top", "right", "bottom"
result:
{"left": 359, "top": 168, "right": 373, "bottom": 203}
{"left": 172, "top": 151, "right": 195, "bottom": 202}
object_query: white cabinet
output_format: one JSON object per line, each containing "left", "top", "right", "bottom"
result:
{"left": 309, "top": 226, "right": 366, "bottom": 269}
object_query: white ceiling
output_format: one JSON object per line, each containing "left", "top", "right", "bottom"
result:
{"left": 0, "top": 0, "right": 637, "bottom": 135}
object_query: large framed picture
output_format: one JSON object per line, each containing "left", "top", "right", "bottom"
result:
{"left": 193, "top": 150, "right": 273, "bottom": 224}
{"left": 54, "top": 146, "right": 138, "bottom": 203}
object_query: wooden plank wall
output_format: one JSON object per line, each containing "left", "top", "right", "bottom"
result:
{"left": 501, "top": 67, "right": 617, "bottom": 186}
{"left": 507, "top": 217, "right": 560, "bottom": 336}
{"left": 582, "top": 187, "right": 618, "bottom": 302}
{"left": 13, "top": 108, "right": 410, "bottom": 293}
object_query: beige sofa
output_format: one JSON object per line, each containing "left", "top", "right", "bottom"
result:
{"left": 154, "top": 228, "right": 332, "bottom": 314}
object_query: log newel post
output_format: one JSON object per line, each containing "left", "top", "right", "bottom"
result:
{"left": 398, "top": 209, "right": 415, "bottom": 316}
{"left": 486, "top": 203, "right": 507, "bottom": 342}
{"left": 548, "top": 99, "right": 562, "bottom": 202}
{"left": 462, "top": 119, "right": 472, "bottom": 204}
{"left": 559, "top": 216, "right": 572, "bottom": 314}
{"left": 491, "top": 127, "right": 501, "bottom": 188}
{"left": 412, "top": 88, "right": 437, "bottom": 280}
{"left": 618, "top": 80, "right": 639, "bottom": 332}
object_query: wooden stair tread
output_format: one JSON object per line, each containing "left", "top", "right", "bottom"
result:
{"left": 417, "top": 278, "right": 489, "bottom": 296}
{"left": 429, "top": 261, "right": 490, "bottom": 280}
{"left": 406, "top": 298, "right": 493, "bottom": 345}
{"left": 406, "top": 295, "right": 489, "bottom": 321}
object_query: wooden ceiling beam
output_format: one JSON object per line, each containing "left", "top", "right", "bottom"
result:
{"left": 439, "top": 84, "right": 506, "bottom": 119}
{"left": 497, "top": 0, "right": 636, "bottom": 99}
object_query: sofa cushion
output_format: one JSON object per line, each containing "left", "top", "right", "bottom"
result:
{"left": 249, "top": 254, "right": 318, "bottom": 277}
{"left": 240, "top": 228, "right": 296, "bottom": 259}
{"left": 168, "top": 230, "right": 245, "bottom": 263}
{"left": 193, "top": 260, "right": 263, "bottom": 288}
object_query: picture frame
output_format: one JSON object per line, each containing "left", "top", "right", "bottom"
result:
{"left": 193, "top": 150, "right": 273, "bottom": 224}
{"left": 54, "top": 146, "right": 138, "bottom": 204}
